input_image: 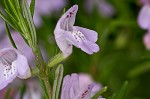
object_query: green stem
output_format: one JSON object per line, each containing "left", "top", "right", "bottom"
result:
{"left": 33, "top": 45, "right": 52, "bottom": 99}
{"left": 43, "top": 77, "right": 52, "bottom": 99}
{"left": 31, "top": 67, "right": 39, "bottom": 76}
{"left": 33, "top": 45, "right": 47, "bottom": 77}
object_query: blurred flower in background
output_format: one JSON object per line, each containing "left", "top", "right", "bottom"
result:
{"left": 140, "top": 0, "right": 150, "bottom": 4}
{"left": 138, "top": 0, "right": 150, "bottom": 50}
{"left": 84, "top": 0, "right": 115, "bottom": 18}
{"left": 0, "top": 88, "right": 6, "bottom": 99}
{"left": 15, "top": 78, "right": 42, "bottom": 99}
{"left": 143, "top": 32, "right": 150, "bottom": 49}
{"left": 138, "top": 0, "right": 150, "bottom": 30}
{"left": 27, "top": 0, "right": 66, "bottom": 27}
{"left": 0, "top": 87, "right": 16, "bottom": 99}
{"left": 61, "top": 73, "right": 104, "bottom": 99}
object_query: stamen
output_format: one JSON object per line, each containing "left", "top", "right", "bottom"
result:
{"left": 0, "top": 49, "right": 18, "bottom": 79}
{"left": 71, "top": 30, "right": 86, "bottom": 42}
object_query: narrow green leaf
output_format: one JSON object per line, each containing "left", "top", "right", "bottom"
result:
{"left": 108, "top": 93, "right": 116, "bottom": 99}
{"left": 128, "top": 61, "right": 150, "bottom": 78}
{"left": 4, "top": 0, "right": 12, "bottom": 13}
{"left": 39, "top": 79, "right": 49, "bottom": 99}
{"left": 20, "top": 84, "right": 27, "bottom": 99}
{"left": 4, "top": 22, "right": 17, "bottom": 49}
{"left": 92, "top": 86, "right": 108, "bottom": 99}
{"left": 8, "top": 0, "right": 20, "bottom": 19}
{"left": 14, "top": 0, "right": 21, "bottom": 10}
{"left": 115, "top": 81, "right": 128, "bottom": 99}
{"left": 52, "top": 64, "right": 64, "bottom": 99}
{"left": 4, "top": 9, "right": 21, "bottom": 32}
{"left": 30, "top": 0, "right": 35, "bottom": 17}
{"left": 22, "top": 0, "right": 37, "bottom": 47}
{"left": 0, "top": 11, "right": 18, "bottom": 31}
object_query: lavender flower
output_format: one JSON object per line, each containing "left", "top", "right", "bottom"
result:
{"left": 85, "top": 0, "right": 115, "bottom": 18}
{"left": 79, "top": 73, "right": 102, "bottom": 97}
{"left": 54, "top": 5, "right": 100, "bottom": 57}
{"left": 0, "top": 32, "right": 48, "bottom": 66}
{"left": 0, "top": 48, "right": 31, "bottom": 90}
{"left": 138, "top": 1, "right": 150, "bottom": 30}
{"left": 61, "top": 73, "right": 104, "bottom": 99}
{"left": 28, "top": 0, "right": 66, "bottom": 27}
{"left": 15, "top": 79, "right": 42, "bottom": 99}
{"left": 140, "top": 0, "right": 150, "bottom": 4}
{"left": 0, "top": 32, "right": 35, "bottom": 65}
{"left": 143, "top": 32, "right": 150, "bottom": 49}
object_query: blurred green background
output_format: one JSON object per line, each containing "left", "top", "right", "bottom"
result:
{"left": 1, "top": 0, "right": 150, "bottom": 99}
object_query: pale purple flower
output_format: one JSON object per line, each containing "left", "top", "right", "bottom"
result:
{"left": 79, "top": 73, "right": 102, "bottom": 97}
{"left": 140, "top": 0, "right": 150, "bottom": 4}
{"left": 28, "top": 0, "right": 66, "bottom": 27}
{"left": 0, "top": 48, "right": 31, "bottom": 90}
{"left": 54, "top": 5, "right": 100, "bottom": 57}
{"left": 0, "top": 32, "right": 35, "bottom": 65}
{"left": 138, "top": 3, "right": 150, "bottom": 30}
{"left": 143, "top": 32, "right": 150, "bottom": 49}
{"left": 0, "top": 88, "right": 6, "bottom": 99}
{"left": 0, "top": 32, "right": 48, "bottom": 66}
{"left": 61, "top": 73, "right": 104, "bottom": 99}
{"left": 85, "top": 0, "right": 115, "bottom": 18}
{"left": 15, "top": 79, "right": 42, "bottom": 99}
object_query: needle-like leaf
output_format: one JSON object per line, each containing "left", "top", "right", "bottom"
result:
{"left": 52, "top": 64, "right": 64, "bottom": 99}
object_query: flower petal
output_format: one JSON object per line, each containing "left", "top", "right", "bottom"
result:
{"left": 69, "top": 74, "right": 79, "bottom": 98}
{"left": 79, "top": 74, "right": 102, "bottom": 97}
{"left": 61, "top": 73, "right": 79, "bottom": 99}
{"left": 0, "top": 48, "right": 18, "bottom": 90}
{"left": 76, "top": 83, "right": 94, "bottom": 99}
{"left": 138, "top": 4, "right": 150, "bottom": 30}
{"left": 62, "top": 75, "right": 71, "bottom": 91}
{"left": 73, "top": 26, "right": 98, "bottom": 42}
{"left": 15, "top": 52, "right": 31, "bottom": 79}
{"left": 80, "top": 41, "right": 100, "bottom": 54}
{"left": 61, "top": 75, "right": 71, "bottom": 99}
{"left": 60, "top": 5, "right": 78, "bottom": 29}
{"left": 65, "top": 30, "right": 100, "bottom": 54}
{"left": 54, "top": 18, "right": 73, "bottom": 57}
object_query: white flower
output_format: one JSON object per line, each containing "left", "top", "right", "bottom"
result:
{"left": 0, "top": 48, "right": 31, "bottom": 90}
